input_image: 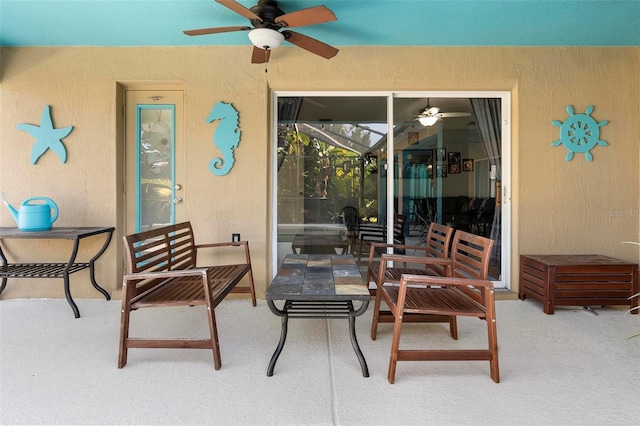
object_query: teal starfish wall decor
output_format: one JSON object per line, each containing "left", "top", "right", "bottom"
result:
{"left": 17, "top": 105, "right": 73, "bottom": 164}
{"left": 551, "top": 105, "right": 608, "bottom": 162}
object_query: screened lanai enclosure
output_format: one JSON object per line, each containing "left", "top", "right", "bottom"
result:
{"left": 274, "top": 93, "right": 507, "bottom": 287}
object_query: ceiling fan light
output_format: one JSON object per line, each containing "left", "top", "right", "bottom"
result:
{"left": 248, "top": 28, "right": 284, "bottom": 50}
{"left": 419, "top": 116, "right": 439, "bottom": 126}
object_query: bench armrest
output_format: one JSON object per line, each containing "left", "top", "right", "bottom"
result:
{"left": 194, "top": 241, "right": 248, "bottom": 249}
{"left": 194, "top": 240, "right": 252, "bottom": 265}
{"left": 123, "top": 267, "right": 208, "bottom": 283}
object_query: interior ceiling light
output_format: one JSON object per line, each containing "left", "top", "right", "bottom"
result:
{"left": 248, "top": 28, "right": 284, "bottom": 50}
{"left": 418, "top": 116, "right": 439, "bottom": 127}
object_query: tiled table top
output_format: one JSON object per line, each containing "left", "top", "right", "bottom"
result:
{"left": 266, "top": 254, "right": 370, "bottom": 301}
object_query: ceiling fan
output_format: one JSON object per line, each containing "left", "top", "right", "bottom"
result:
{"left": 183, "top": 0, "right": 339, "bottom": 64}
{"left": 417, "top": 99, "right": 470, "bottom": 126}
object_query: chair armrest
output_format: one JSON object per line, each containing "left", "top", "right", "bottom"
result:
{"left": 397, "top": 274, "right": 494, "bottom": 306}
{"left": 399, "top": 274, "right": 493, "bottom": 289}
{"left": 380, "top": 253, "right": 451, "bottom": 266}
{"left": 370, "top": 242, "right": 429, "bottom": 254}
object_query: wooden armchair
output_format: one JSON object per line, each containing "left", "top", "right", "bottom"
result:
{"left": 370, "top": 231, "right": 497, "bottom": 382}
{"left": 340, "top": 205, "right": 360, "bottom": 249}
{"left": 354, "top": 214, "right": 406, "bottom": 261}
{"left": 381, "top": 274, "right": 499, "bottom": 383}
{"left": 365, "top": 222, "right": 455, "bottom": 296}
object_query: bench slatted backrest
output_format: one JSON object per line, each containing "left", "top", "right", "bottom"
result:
{"left": 124, "top": 222, "right": 196, "bottom": 275}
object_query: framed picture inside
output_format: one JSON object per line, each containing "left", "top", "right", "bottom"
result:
{"left": 448, "top": 151, "right": 461, "bottom": 174}
{"left": 408, "top": 132, "right": 419, "bottom": 145}
{"left": 436, "top": 148, "right": 447, "bottom": 161}
{"left": 463, "top": 158, "right": 474, "bottom": 172}
{"left": 436, "top": 164, "right": 447, "bottom": 178}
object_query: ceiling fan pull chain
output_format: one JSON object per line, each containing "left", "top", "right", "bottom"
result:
{"left": 264, "top": 49, "right": 268, "bottom": 73}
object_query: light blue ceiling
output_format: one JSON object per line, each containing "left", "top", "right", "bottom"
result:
{"left": 1, "top": 0, "right": 638, "bottom": 48}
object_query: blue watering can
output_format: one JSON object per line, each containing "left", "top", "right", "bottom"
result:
{"left": 1, "top": 192, "right": 59, "bottom": 231}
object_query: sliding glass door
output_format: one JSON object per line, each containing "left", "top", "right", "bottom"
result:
{"left": 272, "top": 91, "right": 510, "bottom": 288}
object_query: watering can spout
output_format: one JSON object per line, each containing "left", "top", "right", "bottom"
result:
{"left": 0, "top": 192, "right": 19, "bottom": 224}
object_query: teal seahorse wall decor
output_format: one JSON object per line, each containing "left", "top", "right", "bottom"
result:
{"left": 551, "top": 105, "right": 608, "bottom": 162}
{"left": 207, "top": 101, "right": 240, "bottom": 176}
{"left": 17, "top": 105, "right": 73, "bottom": 164}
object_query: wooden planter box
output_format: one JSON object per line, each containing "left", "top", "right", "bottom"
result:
{"left": 519, "top": 254, "right": 638, "bottom": 314}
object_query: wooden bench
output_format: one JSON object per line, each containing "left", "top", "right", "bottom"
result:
{"left": 118, "top": 222, "right": 256, "bottom": 369}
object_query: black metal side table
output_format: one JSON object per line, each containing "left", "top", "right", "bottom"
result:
{"left": 0, "top": 227, "right": 115, "bottom": 318}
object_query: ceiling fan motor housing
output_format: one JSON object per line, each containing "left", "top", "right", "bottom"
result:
{"left": 250, "top": 0, "right": 285, "bottom": 29}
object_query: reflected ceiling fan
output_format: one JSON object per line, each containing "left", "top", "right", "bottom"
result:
{"left": 183, "top": 0, "right": 339, "bottom": 64}
{"left": 417, "top": 99, "right": 470, "bottom": 126}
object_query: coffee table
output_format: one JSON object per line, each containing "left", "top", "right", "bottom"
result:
{"left": 265, "top": 254, "right": 371, "bottom": 377}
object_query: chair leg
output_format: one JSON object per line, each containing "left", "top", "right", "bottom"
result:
{"left": 488, "top": 318, "right": 500, "bottom": 383}
{"left": 486, "top": 294, "right": 500, "bottom": 383}
{"left": 370, "top": 287, "right": 383, "bottom": 340}
{"left": 387, "top": 308, "right": 404, "bottom": 384}
{"left": 206, "top": 306, "right": 222, "bottom": 370}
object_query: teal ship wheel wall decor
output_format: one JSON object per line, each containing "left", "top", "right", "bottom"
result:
{"left": 17, "top": 105, "right": 73, "bottom": 164}
{"left": 207, "top": 101, "right": 240, "bottom": 176}
{"left": 551, "top": 105, "right": 608, "bottom": 162}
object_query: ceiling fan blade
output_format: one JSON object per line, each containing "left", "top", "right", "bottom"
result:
{"left": 275, "top": 5, "right": 337, "bottom": 28}
{"left": 216, "top": 0, "right": 262, "bottom": 22}
{"left": 183, "top": 26, "right": 251, "bottom": 36}
{"left": 282, "top": 30, "right": 338, "bottom": 59}
{"left": 251, "top": 46, "right": 271, "bottom": 64}
{"left": 436, "top": 112, "right": 471, "bottom": 118}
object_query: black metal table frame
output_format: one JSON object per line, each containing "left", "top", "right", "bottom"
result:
{"left": 267, "top": 298, "right": 370, "bottom": 377}
{"left": 0, "top": 227, "right": 115, "bottom": 318}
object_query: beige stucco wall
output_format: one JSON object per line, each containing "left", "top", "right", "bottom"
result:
{"left": 0, "top": 46, "right": 638, "bottom": 301}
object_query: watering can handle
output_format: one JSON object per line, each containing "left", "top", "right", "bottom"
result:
{"left": 22, "top": 197, "right": 59, "bottom": 224}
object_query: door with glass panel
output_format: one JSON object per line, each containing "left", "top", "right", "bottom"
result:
{"left": 125, "top": 90, "right": 184, "bottom": 234}
{"left": 275, "top": 95, "right": 388, "bottom": 267}
{"left": 392, "top": 96, "right": 504, "bottom": 284}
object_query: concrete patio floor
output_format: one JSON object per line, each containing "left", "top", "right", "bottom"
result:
{"left": 1, "top": 296, "right": 638, "bottom": 425}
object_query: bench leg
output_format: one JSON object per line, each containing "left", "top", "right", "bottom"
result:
{"left": 247, "top": 268, "right": 257, "bottom": 307}
{"left": 207, "top": 306, "right": 222, "bottom": 370}
{"left": 449, "top": 316, "right": 458, "bottom": 340}
{"left": 118, "top": 306, "right": 131, "bottom": 368}
{"left": 118, "top": 282, "right": 135, "bottom": 368}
